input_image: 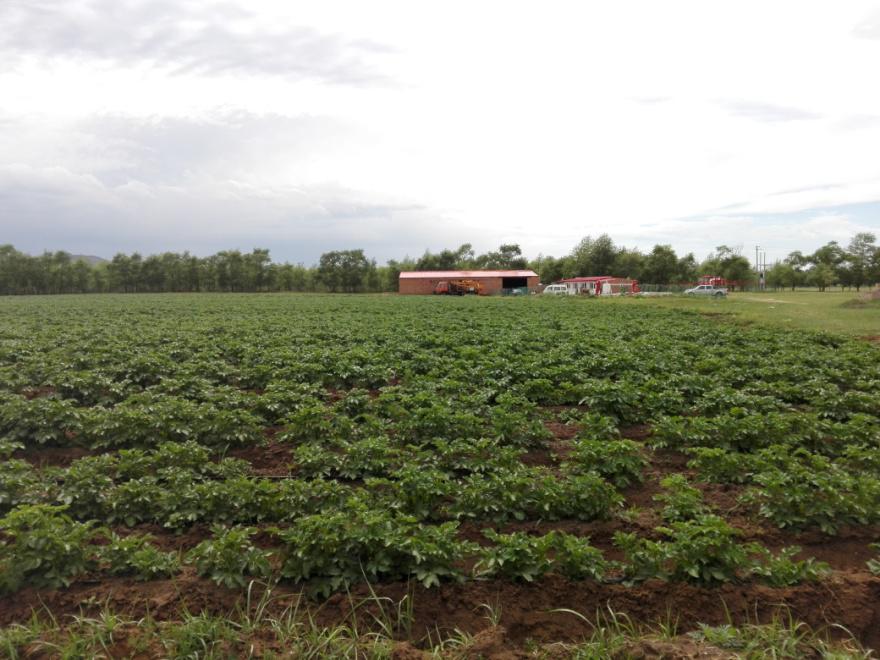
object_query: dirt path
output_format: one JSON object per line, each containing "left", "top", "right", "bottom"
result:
{"left": 741, "top": 297, "right": 807, "bottom": 305}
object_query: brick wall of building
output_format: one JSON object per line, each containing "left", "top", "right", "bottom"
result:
{"left": 399, "top": 276, "right": 539, "bottom": 295}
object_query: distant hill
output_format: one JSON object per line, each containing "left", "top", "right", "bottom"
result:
{"left": 70, "top": 254, "right": 108, "bottom": 266}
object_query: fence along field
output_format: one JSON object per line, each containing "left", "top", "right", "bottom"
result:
{"left": 1, "top": 293, "right": 879, "bottom": 656}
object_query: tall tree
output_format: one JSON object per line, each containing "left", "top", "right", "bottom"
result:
{"left": 474, "top": 243, "right": 528, "bottom": 269}
{"left": 701, "top": 246, "right": 753, "bottom": 290}
{"left": 641, "top": 245, "right": 678, "bottom": 284}
{"left": 316, "top": 249, "right": 374, "bottom": 293}
{"left": 766, "top": 262, "right": 797, "bottom": 290}
{"left": 570, "top": 234, "right": 618, "bottom": 276}
{"left": 612, "top": 248, "right": 644, "bottom": 280}
{"left": 845, "top": 232, "right": 877, "bottom": 291}
{"left": 808, "top": 263, "right": 836, "bottom": 292}
{"left": 677, "top": 253, "right": 698, "bottom": 283}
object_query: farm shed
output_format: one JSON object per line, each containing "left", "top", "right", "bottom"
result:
{"left": 399, "top": 270, "right": 539, "bottom": 295}
{"left": 558, "top": 276, "right": 640, "bottom": 296}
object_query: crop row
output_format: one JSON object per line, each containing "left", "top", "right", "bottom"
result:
{"left": 1, "top": 440, "right": 624, "bottom": 526}
{"left": 1, "top": 504, "right": 835, "bottom": 597}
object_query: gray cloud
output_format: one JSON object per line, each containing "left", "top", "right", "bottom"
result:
{"left": 71, "top": 111, "right": 361, "bottom": 185}
{"left": 719, "top": 100, "right": 821, "bottom": 123}
{"left": 0, "top": 0, "right": 393, "bottom": 84}
{"left": 0, "top": 163, "right": 444, "bottom": 262}
{"left": 0, "top": 109, "right": 481, "bottom": 263}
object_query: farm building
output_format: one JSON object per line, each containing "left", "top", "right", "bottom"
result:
{"left": 399, "top": 270, "right": 539, "bottom": 295}
{"left": 557, "top": 276, "right": 640, "bottom": 296}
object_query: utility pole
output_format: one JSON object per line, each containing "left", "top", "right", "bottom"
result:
{"left": 761, "top": 248, "right": 767, "bottom": 290}
{"left": 755, "top": 245, "right": 762, "bottom": 291}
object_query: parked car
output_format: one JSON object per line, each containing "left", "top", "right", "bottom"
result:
{"left": 542, "top": 284, "right": 572, "bottom": 295}
{"left": 684, "top": 284, "right": 727, "bottom": 297}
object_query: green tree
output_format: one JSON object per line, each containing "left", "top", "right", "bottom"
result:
{"left": 810, "top": 241, "right": 845, "bottom": 269}
{"left": 807, "top": 263, "right": 836, "bottom": 291}
{"left": 701, "top": 246, "right": 753, "bottom": 290}
{"left": 316, "top": 249, "right": 374, "bottom": 293}
{"left": 570, "top": 234, "right": 618, "bottom": 276}
{"left": 415, "top": 244, "right": 474, "bottom": 270}
{"left": 766, "top": 262, "right": 796, "bottom": 291}
{"left": 474, "top": 243, "right": 528, "bottom": 269}
{"left": 612, "top": 248, "right": 644, "bottom": 280}
{"left": 386, "top": 257, "right": 415, "bottom": 291}
{"left": 244, "top": 249, "right": 271, "bottom": 291}
{"left": 676, "top": 253, "right": 698, "bottom": 284}
{"left": 845, "top": 232, "right": 877, "bottom": 291}
{"left": 783, "top": 252, "right": 809, "bottom": 290}
{"left": 641, "top": 245, "right": 678, "bottom": 284}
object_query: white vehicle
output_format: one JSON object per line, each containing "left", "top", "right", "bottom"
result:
{"left": 542, "top": 283, "right": 572, "bottom": 295}
{"left": 684, "top": 284, "right": 727, "bottom": 297}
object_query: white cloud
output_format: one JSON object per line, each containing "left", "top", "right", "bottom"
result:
{"left": 0, "top": 0, "right": 394, "bottom": 84}
{"left": 0, "top": 0, "right": 879, "bottom": 263}
{"left": 717, "top": 101, "right": 822, "bottom": 123}
{"left": 854, "top": 8, "right": 880, "bottom": 39}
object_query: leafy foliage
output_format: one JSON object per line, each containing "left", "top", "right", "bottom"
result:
{"left": 1, "top": 293, "right": 878, "bottom": 599}
{"left": 563, "top": 437, "right": 647, "bottom": 488}
{"left": 186, "top": 526, "right": 272, "bottom": 588}
{"left": 615, "top": 515, "right": 753, "bottom": 584}
{"left": 99, "top": 532, "right": 179, "bottom": 580}
{"left": 0, "top": 505, "right": 95, "bottom": 592}
{"left": 654, "top": 474, "right": 707, "bottom": 522}
{"left": 475, "top": 530, "right": 555, "bottom": 581}
{"left": 750, "top": 546, "right": 830, "bottom": 587}
{"left": 274, "top": 502, "right": 473, "bottom": 596}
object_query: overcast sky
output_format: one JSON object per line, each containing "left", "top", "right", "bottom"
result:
{"left": 2, "top": 1, "right": 880, "bottom": 265}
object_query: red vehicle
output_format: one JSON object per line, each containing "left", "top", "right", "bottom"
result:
{"left": 698, "top": 275, "right": 729, "bottom": 287}
{"left": 697, "top": 275, "right": 746, "bottom": 291}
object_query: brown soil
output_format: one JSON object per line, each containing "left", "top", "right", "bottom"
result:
{"left": 519, "top": 448, "right": 558, "bottom": 468}
{"left": 227, "top": 434, "right": 293, "bottom": 476}
{"left": 754, "top": 526, "right": 880, "bottom": 573}
{"left": 13, "top": 446, "right": 94, "bottom": 468}
{"left": 621, "top": 424, "right": 654, "bottom": 441}
{"left": 519, "top": 418, "right": 580, "bottom": 469}
{"left": 113, "top": 524, "right": 214, "bottom": 552}
{"left": 615, "top": 637, "right": 736, "bottom": 659}
{"left": 20, "top": 385, "right": 57, "bottom": 400}
{"left": 620, "top": 449, "right": 690, "bottom": 511}
{"left": 543, "top": 420, "right": 578, "bottom": 441}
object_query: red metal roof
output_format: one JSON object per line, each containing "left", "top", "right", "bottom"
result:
{"left": 558, "top": 276, "right": 621, "bottom": 283}
{"left": 399, "top": 270, "right": 537, "bottom": 279}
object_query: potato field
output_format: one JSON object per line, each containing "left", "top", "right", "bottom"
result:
{"left": 1, "top": 294, "right": 879, "bottom": 657}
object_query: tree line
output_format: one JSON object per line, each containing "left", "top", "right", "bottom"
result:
{"left": 1, "top": 232, "right": 878, "bottom": 295}
{"left": 0, "top": 243, "right": 531, "bottom": 295}
{"left": 763, "top": 233, "right": 879, "bottom": 292}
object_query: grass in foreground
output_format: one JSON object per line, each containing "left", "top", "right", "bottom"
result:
{"left": 0, "top": 593, "right": 872, "bottom": 659}
{"left": 611, "top": 290, "right": 880, "bottom": 338}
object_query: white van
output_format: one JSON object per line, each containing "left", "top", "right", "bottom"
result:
{"left": 542, "top": 284, "right": 571, "bottom": 295}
